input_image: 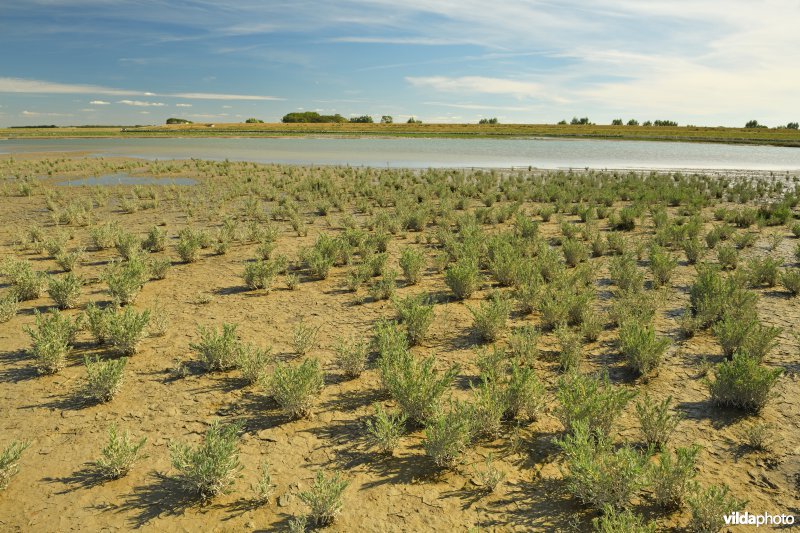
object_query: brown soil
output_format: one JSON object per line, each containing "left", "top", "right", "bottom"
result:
{"left": 0, "top": 156, "right": 798, "bottom": 532}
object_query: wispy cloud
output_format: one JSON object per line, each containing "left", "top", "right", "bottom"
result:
{"left": 22, "top": 110, "right": 73, "bottom": 117}
{"left": 89, "top": 100, "right": 110, "bottom": 105}
{"left": 117, "top": 100, "right": 165, "bottom": 107}
{"left": 175, "top": 103, "right": 192, "bottom": 107}
{"left": 0, "top": 77, "right": 281, "bottom": 101}
{"left": 407, "top": 76, "right": 569, "bottom": 104}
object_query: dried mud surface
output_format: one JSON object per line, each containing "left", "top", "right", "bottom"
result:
{"left": 0, "top": 156, "right": 798, "bottom": 532}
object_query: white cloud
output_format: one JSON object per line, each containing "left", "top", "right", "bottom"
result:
{"left": 0, "top": 77, "right": 281, "bottom": 101}
{"left": 407, "top": 76, "right": 569, "bottom": 104}
{"left": 89, "top": 100, "right": 110, "bottom": 105}
{"left": 118, "top": 100, "right": 165, "bottom": 107}
{"left": 175, "top": 103, "right": 192, "bottom": 107}
{"left": 22, "top": 110, "right": 73, "bottom": 117}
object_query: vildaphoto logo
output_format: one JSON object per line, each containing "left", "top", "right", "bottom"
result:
{"left": 723, "top": 512, "right": 795, "bottom": 527}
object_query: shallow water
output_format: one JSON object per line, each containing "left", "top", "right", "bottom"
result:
{"left": 56, "top": 173, "right": 197, "bottom": 186}
{"left": 2, "top": 136, "right": 800, "bottom": 171}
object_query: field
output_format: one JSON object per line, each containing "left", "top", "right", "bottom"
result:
{"left": 3, "top": 122, "right": 800, "bottom": 146}
{"left": 0, "top": 155, "right": 799, "bottom": 531}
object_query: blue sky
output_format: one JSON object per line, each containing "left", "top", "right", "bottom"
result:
{"left": 0, "top": 1, "right": 798, "bottom": 127}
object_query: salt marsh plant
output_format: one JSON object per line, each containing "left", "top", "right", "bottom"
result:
{"left": 445, "top": 259, "right": 480, "bottom": 300}
{"left": 47, "top": 273, "right": 82, "bottom": 309}
{"left": 95, "top": 424, "right": 147, "bottom": 479}
{"left": 652, "top": 445, "right": 700, "bottom": 509}
{"left": 592, "top": 507, "right": 656, "bottom": 533}
{"left": 712, "top": 314, "right": 780, "bottom": 361}
{"left": 471, "top": 376, "right": 506, "bottom": 438}
{"left": 6, "top": 261, "right": 47, "bottom": 301}
{"left": 252, "top": 461, "right": 275, "bottom": 505}
{"left": 635, "top": 395, "right": 681, "bottom": 449}
{"left": 556, "top": 326, "right": 583, "bottom": 372}
{"left": 190, "top": 323, "right": 239, "bottom": 371}
{"left": 619, "top": 321, "right": 670, "bottom": 377}
{"left": 556, "top": 371, "right": 636, "bottom": 436}
{"left": 0, "top": 440, "right": 30, "bottom": 491}
{"left": 683, "top": 238, "right": 705, "bottom": 265}
{"left": 55, "top": 249, "right": 83, "bottom": 272}
{"left": 469, "top": 292, "right": 512, "bottom": 342}
{"left": 423, "top": 403, "right": 474, "bottom": 469}
{"left": 738, "top": 422, "right": 777, "bottom": 452}
{"left": 394, "top": 294, "right": 435, "bottom": 345}
{"left": 24, "top": 309, "right": 80, "bottom": 375}
{"left": 505, "top": 361, "right": 546, "bottom": 421}
{"left": 107, "top": 307, "right": 150, "bottom": 355}
{"left": 114, "top": 232, "right": 141, "bottom": 261}
{"left": 648, "top": 245, "right": 677, "bottom": 288}
{"left": 104, "top": 257, "right": 148, "bottom": 306}
{"left": 170, "top": 420, "right": 243, "bottom": 500}
{"left": 148, "top": 256, "right": 172, "bottom": 280}
{"left": 242, "top": 259, "right": 277, "bottom": 290}
{"left": 333, "top": 335, "right": 368, "bottom": 378}
{"left": 555, "top": 420, "right": 649, "bottom": 511}
{"left": 235, "top": 343, "right": 273, "bottom": 385}
{"left": 90, "top": 222, "right": 120, "bottom": 250}
{"left": 399, "top": 246, "right": 425, "bottom": 284}
{"left": 781, "top": 268, "right": 800, "bottom": 295}
{"left": 380, "top": 349, "right": 459, "bottom": 425}
{"left": 716, "top": 243, "right": 738, "bottom": 270}
{"left": 0, "top": 294, "right": 19, "bottom": 323}
{"left": 369, "top": 268, "right": 397, "bottom": 301}
{"left": 298, "top": 470, "right": 349, "bottom": 527}
{"left": 507, "top": 324, "right": 539, "bottom": 364}
{"left": 687, "top": 484, "right": 745, "bottom": 533}
{"left": 84, "top": 356, "right": 127, "bottom": 402}
{"left": 142, "top": 226, "right": 166, "bottom": 252}
{"left": 292, "top": 320, "right": 319, "bottom": 356}
{"left": 84, "top": 302, "right": 112, "bottom": 344}
{"left": 364, "top": 403, "right": 407, "bottom": 454}
{"left": 270, "top": 358, "right": 324, "bottom": 418}
{"left": 176, "top": 228, "right": 203, "bottom": 263}
{"left": 562, "top": 238, "right": 589, "bottom": 267}
{"left": 707, "top": 354, "right": 782, "bottom": 412}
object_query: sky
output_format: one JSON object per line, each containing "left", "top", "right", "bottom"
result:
{"left": 0, "top": 0, "right": 798, "bottom": 127}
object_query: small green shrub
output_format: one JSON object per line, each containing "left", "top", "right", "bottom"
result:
{"left": 252, "top": 461, "right": 275, "bottom": 505}
{"left": 364, "top": 403, "right": 407, "bottom": 454}
{"left": 652, "top": 445, "right": 701, "bottom": 509}
{"left": 556, "top": 326, "right": 583, "bottom": 372}
{"left": 0, "top": 440, "right": 30, "bottom": 491}
{"left": 90, "top": 222, "right": 120, "bottom": 250}
{"left": 170, "top": 421, "right": 243, "bottom": 500}
{"left": 83, "top": 302, "right": 112, "bottom": 344}
{"left": 619, "top": 321, "right": 670, "bottom": 377}
{"left": 471, "top": 376, "right": 506, "bottom": 438}
{"left": 687, "top": 484, "right": 746, "bottom": 533}
{"left": 468, "top": 292, "right": 511, "bottom": 342}
{"left": 555, "top": 420, "right": 649, "bottom": 511}
{"left": 115, "top": 232, "right": 141, "bottom": 261}
{"left": 381, "top": 350, "right": 458, "bottom": 425}
{"left": 445, "top": 259, "right": 480, "bottom": 300}
{"left": 707, "top": 354, "right": 782, "bottom": 412}
{"left": 24, "top": 309, "right": 80, "bottom": 375}
{"left": 270, "top": 358, "right": 324, "bottom": 418}
{"left": 562, "top": 238, "right": 589, "bottom": 267}
{"left": 190, "top": 323, "right": 239, "bottom": 371}
{"left": 423, "top": 403, "right": 473, "bottom": 469}
{"left": 84, "top": 356, "right": 127, "bottom": 402}
{"left": 242, "top": 259, "right": 277, "bottom": 290}
{"left": 95, "top": 424, "right": 147, "bottom": 479}
{"left": 394, "top": 294, "right": 435, "bottom": 345}
{"left": 104, "top": 257, "right": 148, "bottom": 305}
{"left": 399, "top": 246, "right": 425, "bottom": 284}
{"left": 505, "top": 361, "right": 546, "bottom": 421}
{"left": 649, "top": 245, "right": 677, "bottom": 288}
{"left": 683, "top": 238, "right": 705, "bottom": 265}
{"left": 299, "top": 470, "right": 349, "bottom": 527}
{"left": 712, "top": 314, "right": 780, "bottom": 361}
{"left": 333, "top": 335, "right": 368, "bottom": 378}
{"left": 8, "top": 262, "right": 47, "bottom": 301}
{"left": 609, "top": 253, "right": 643, "bottom": 292}
{"left": 369, "top": 268, "right": 397, "bottom": 301}
{"left": 148, "top": 256, "right": 171, "bottom": 280}
{"left": 556, "top": 371, "right": 636, "bottom": 436}
{"left": 176, "top": 228, "right": 202, "bottom": 263}
{"left": 746, "top": 256, "right": 781, "bottom": 287}
{"left": 780, "top": 267, "right": 800, "bottom": 296}
{"left": 55, "top": 248, "right": 83, "bottom": 272}
{"left": 107, "top": 307, "right": 150, "bottom": 355}
{"left": 592, "top": 506, "right": 656, "bottom": 533}
{"left": 292, "top": 320, "right": 319, "bottom": 356}
{"left": 716, "top": 243, "right": 738, "bottom": 270}
{"left": 142, "top": 226, "right": 166, "bottom": 252}
{"left": 737, "top": 422, "right": 776, "bottom": 452}
{"left": 507, "top": 324, "right": 539, "bottom": 363}
{"left": 635, "top": 395, "right": 681, "bottom": 449}
{"left": 235, "top": 343, "right": 273, "bottom": 385}
{"left": 0, "top": 294, "right": 19, "bottom": 323}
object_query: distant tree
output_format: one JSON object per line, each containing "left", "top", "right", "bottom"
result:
{"left": 245, "top": 118, "right": 264, "bottom": 123}
{"left": 787, "top": 122, "right": 799, "bottom": 130}
{"left": 166, "top": 118, "right": 192, "bottom": 124}
{"left": 653, "top": 120, "right": 678, "bottom": 127}
{"left": 611, "top": 119, "right": 623, "bottom": 126}
{"left": 407, "top": 116, "right": 422, "bottom": 124}
{"left": 349, "top": 115, "right": 374, "bottom": 123}
{"left": 744, "top": 120, "right": 768, "bottom": 129}
{"left": 478, "top": 117, "right": 499, "bottom": 124}
{"left": 642, "top": 120, "right": 652, "bottom": 126}
{"left": 557, "top": 119, "right": 567, "bottom": 125}
{"left": 380, "top": 115, "right": 393, "bottom": 124}
{"left": 570, "top": 117, "right": 591, "bottom": 125}
{"left": 627, "top": 119, "right": 639, "bottom": 126}
{"left": 282, "top": 112, "right": 347, "bottom": 123}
